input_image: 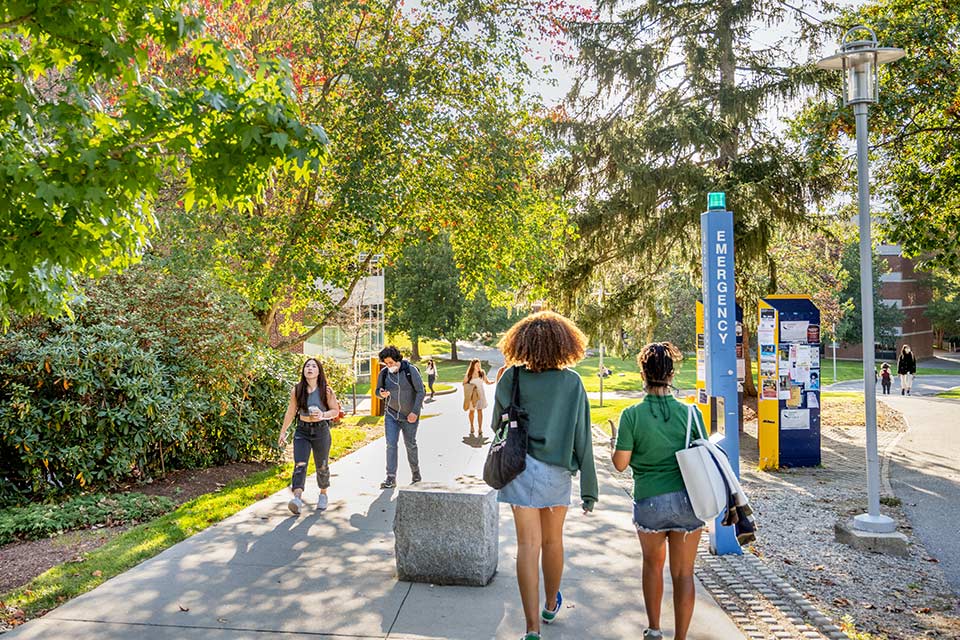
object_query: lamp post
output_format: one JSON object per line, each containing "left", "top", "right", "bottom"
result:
{"left": 817, "top": 27, "right": 904, "bottom": 534}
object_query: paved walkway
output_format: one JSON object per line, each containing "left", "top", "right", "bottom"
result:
{"left": 883, "top": 394, "right": 960, "bottom": 593}
{"left": 826, "top": 374, "right": 960, "bottom": 396}
{"left": 6, "top": 388, "right": 743, "bottom": 639}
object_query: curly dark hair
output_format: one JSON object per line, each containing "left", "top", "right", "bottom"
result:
{"left": 637, "top": 342, "right": 683, "bottom": 389}
{"left": 498, "top": 311, "right": 587, "bottom": 372}
{"left": 378, "top": 345, "right": 403, "bottom": 362}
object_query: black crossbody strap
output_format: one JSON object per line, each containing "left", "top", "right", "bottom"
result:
{"left": 510, "top": 365, "right": 521, "bottom": 407}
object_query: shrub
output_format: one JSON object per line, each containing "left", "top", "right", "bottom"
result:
{"left": 0, "top": 492, "right": 176, "bottom": 545}
{"left": 0, "top": 261, "right": 354, "bottom": 505}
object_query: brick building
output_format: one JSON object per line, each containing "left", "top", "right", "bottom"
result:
{"left": 836, "top": 245, "right": 934, "bottom": 359}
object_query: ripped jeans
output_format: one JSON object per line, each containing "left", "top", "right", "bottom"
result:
{"left": 291, "top": 419, "right": 331, "bottom": 491}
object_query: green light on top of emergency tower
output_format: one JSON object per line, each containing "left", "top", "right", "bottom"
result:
{"left": 708, "top": 192, "right": 726, "bottom": 210}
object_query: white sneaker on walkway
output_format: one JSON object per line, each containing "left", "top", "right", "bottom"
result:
{"left": 318, "top": 494, "right": 329, "bottom": 511}
{"left": 642, "top": 630, "right": 663, "bottom": 640}
{"left": 288, "top": 496, "right": 304, "bottom": 515}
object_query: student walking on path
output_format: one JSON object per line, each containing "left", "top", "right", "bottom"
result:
{"left": 278, "top": 358, "right": 342, "bottom": 515}
{"left": 897, "top": 344, "right": 917, "bottom": 395}
{"left": 492, "top": 311, "right": 598, "bottom": 640}
{"left": 463, "top": 358, "right": 494, "bottom": 437}
{"left": 375, "top": 346, "right": 426, "bottom": 489}
{"left": 425, "top": 359, "right": 437, "bottom": 400}
{"left": 880, "top": 362, "right": 892, "bottom": 394}
{"left": 612, "top": 342, "right": 706, "bottom": 640}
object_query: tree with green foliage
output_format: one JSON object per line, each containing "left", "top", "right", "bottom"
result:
{"left": 156, "top": 0, "right": 571, "bottom": 347}
{"left": 0, "top": 0, "right": 327, "bottom": 324}
{"left": 924, "top": 270, "right": 960, "bottom": 349}
{"left": 385, "top": 234, "right": 463, "bottom": 361}
{"left": 795, "top": 0, "right": 960, "bottom": 270}
{"left": 551, "top": 0, "right": 833, "bottom": 334}
{"left": 835, "top": 243, "right": 904, "bottom": 348}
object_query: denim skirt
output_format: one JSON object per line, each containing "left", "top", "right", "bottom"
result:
{"left": 497, "top": 454, "right": 572, "bottom": 509}
{"left": 632, "top": 489, "right": 704, "bottom": 533}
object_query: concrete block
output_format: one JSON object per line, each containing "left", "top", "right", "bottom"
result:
{"left": 394, "top": 481, "right": 498, "bottom": 586}
{"left": 834, "top": 520, "right": 909, "bottom": 557}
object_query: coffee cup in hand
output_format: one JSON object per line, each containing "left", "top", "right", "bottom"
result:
{"left": 309, "top": 405, "right": 321, "bottom": 418}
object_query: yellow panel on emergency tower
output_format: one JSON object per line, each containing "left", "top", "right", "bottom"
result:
{"left": 370, "top": 357, "right": 382, "bottom": 416}
{"left": 757, "top": 299, "right": 778, "bottom": 470}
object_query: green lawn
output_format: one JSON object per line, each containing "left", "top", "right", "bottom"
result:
{"left": 589, "top": 399, "right": 637, "bottom": 433}
{"left": 938, "top": 387, "right": 960, "bottom": 399}
{"left": 573, "top": 356, "right": 696, "bottom": 393}
{"left": 385, "top": 333, "right": 450, "bottom": 359}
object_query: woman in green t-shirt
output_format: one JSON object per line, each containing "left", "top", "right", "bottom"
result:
{"left": 612, "top": 342, "right": 705, "bottom": 640}
{"left": 493, "top": 311, "right": 598, "bottom": 640}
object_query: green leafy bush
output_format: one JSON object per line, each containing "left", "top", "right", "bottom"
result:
{"left": 0, "top": 492, "right": 176, "bottom": 545}
{"left": 0, "top": 261, "right": 353, "bottom": 504}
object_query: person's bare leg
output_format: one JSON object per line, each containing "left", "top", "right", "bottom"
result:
{"left": 540, "top": 506, "right": 568, "bottom": 612}
{"left": 512, "top": 506, "right": 543, "bottom": 634}
{"left": 477, "top": 408, "right": 484, "bottom": 436}
{"left": 668, "top": 529, "right": 703, "bottom": 640}
{"left": 468, "top": 410, "right": 475, "bottom": 435}
{"left": 638, "top": 531, "right": 668, "bottom": 632}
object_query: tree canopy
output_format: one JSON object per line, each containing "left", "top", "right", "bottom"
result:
{"left": 0, "top": 0, "right": 328, "bottom": 324}
{"left": 549, "top": 0, "right": 834, "bottom": 340}
{"left": 154, "top": 0, "right": 571, "bottom": 347}
{"left": 796, "top": 0, "right": 960, "bottom": 269}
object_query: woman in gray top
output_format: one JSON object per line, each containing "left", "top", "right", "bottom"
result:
{"left": 279, "top": 358, "right": 341, "bottom": 515}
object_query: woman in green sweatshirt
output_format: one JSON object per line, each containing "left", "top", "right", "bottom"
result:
{"left": 492, "top": 311, "right": 598, "bottom": 640}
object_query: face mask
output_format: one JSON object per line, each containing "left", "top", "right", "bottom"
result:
{"left": 388, "top": 365, "right": 400, "bottom": 374}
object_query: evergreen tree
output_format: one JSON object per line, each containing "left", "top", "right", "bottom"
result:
{"left": 552, "top": 0, "right": 833, "bottom": 334}
{"left": 835, "top": 243, "right": 904, "bottom": 348}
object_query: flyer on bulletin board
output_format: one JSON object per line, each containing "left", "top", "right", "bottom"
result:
{"left": 781, "top": 409, "right": 810, "bottom": 430}
{"left": 778, "top": 374, "right": 790, "bottom": 399}
{"left": 780, "top": 321, "right": 809, "bottom": 342}
{"left": 762, "top": 378, "right": 778, "bottom": 399}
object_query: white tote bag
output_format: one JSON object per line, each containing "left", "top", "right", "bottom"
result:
{"left": 675, "top": 405, "right": 727, "bottom": 522}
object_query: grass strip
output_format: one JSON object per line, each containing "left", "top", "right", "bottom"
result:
{"left": 1, "top": 427, "right": 369, "bottom": 623}
{"left": 937, "top": 387, "right": 960, "bottom": 398}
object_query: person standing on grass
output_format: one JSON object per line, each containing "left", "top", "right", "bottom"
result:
{"left": 278, "top": 358, "right": 341, "bottom": 515}
{"left": 375, "top": 345, "right": 426, "bottom": 489}
{"left": 463, "top": 358, "right": 494, "bottom": 437}
{"left": 425, "top": 359, "right": 438, "bottom": 400}
{"left": 897, "top": 344, "right": 917, "bottom": 395}
{"left": 493, "top": 311, "right": 598, "bottom": 640}
{"left": 612, "top": 342, "right": 704, "bottom": 640}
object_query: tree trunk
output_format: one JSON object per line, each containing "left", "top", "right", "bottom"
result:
{"left": 450, "top": 340, "right": 458, "bottom": 361}
{"left": 410, "top": 331, "right": 421, "bottom": 361}
{"left": 741, "top": 322, "right": 758, "bottom": 397}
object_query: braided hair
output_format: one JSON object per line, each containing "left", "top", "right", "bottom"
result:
{"left": 637, "top": 342, "right": 683, "bottom": 390}
{"left": 638, "top": 342, "right": 683, "bottom": 423}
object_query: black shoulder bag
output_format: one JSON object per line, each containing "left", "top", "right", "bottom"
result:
{"left": 482, "top": 366, "right": 529, "bottom": 489}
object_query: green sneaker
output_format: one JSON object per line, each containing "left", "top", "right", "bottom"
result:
{"left": 541, "top": 590, "right": 562, "bottom": 623}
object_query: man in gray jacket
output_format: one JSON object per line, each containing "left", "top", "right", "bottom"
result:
{"left": 375, "top": 345, "right": 426, "bottom": 489}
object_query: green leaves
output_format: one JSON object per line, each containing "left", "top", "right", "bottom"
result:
{"left": 0, "top": 0, "right": 328, "bottom": 325}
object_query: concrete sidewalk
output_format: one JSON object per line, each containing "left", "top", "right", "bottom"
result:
{"left": 5, "top": 390, "right": 744, "bottom": 639}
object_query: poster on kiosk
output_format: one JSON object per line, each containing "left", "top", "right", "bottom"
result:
{"left": 757, "top": 296, "right": 822, "bottom": 470}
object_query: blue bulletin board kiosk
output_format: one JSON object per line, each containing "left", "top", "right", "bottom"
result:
{"left": 757, "top": 296, "right": 822, "bottom": 470}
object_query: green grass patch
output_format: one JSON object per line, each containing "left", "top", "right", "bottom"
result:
{"left": 589, "top": 399, "right": 638, "bottom": 434}
{"left": 574, "top": 356, "right": 696, "bottom": 392}
{"left": 1, "top": 427, "right": 369, "bottom": 621}
{"left": 385, "top": 333, "right": 450, "bottom": 358}
{"left": 821, "top": 391, "right": 864, "bottom": 399}
{"left": 937, "top": 387, "right": 960, "bottom": 398}
{"left": 817, "top": 359, "right": 958, "bottom": 385}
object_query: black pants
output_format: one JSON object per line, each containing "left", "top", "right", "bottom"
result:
{"left": 291, "top": 420, "right": 331, "bottom": 491}
{"left": 882, "top": 381, "right": 891, "bottom": 394}
{"left": 427, "top": 374, "right": 436, "bottom": 395}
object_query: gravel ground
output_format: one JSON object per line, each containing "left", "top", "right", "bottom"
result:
{"left": 740, "top": 414, "right": 960, "bottom": 639}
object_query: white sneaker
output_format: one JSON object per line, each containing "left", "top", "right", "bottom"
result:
{"left": 643, "top": 630, "right": 663, "bottom": 640}
{"left": 287, "top": 496, "right": 304, "bottom": 515}
{"left": 318, "top": 494, "right": 329, "bottom": 511}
